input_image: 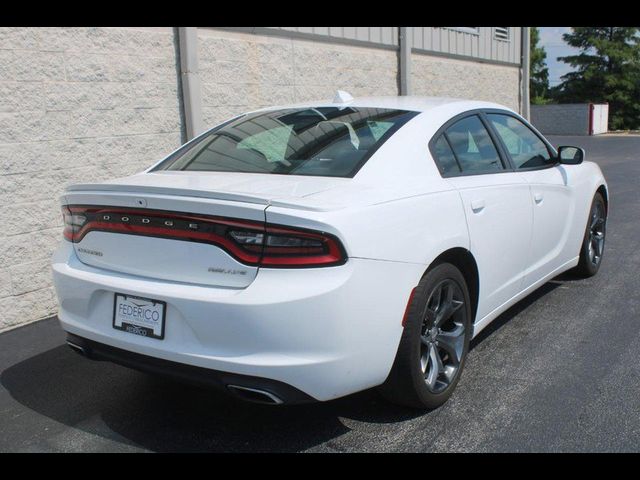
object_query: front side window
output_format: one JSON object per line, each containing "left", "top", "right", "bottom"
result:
{"left": 440, "top": 115, "right": 504, "bottom": 174}
{"left": 487, "top": 114, "right": 553, "bottom": 169}
{"left": 154, "top": 107, "right": 418, "bottom": 178}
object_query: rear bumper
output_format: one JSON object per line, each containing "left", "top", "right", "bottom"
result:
{"left": 66, "top": 332, "right": 314, "bottom": 404}
{"left": 52, "top": 241, "right": 425, "bottom": 401}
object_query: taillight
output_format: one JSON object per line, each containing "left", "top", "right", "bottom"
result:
{"left": 238, "top": 225, "right": 345, "bottom": 267}
{"left": 62, "top": 206, "right": 87, "bottom": 241}
{"left": 61, "top": 205, "right": 346, "bottom": 268}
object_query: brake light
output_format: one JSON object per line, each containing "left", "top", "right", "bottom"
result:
{"left": 61, "top": 205, "right": 346, "bottom": 268}
{"left": 62, "top": 209, "right": 87, "bottom": 241}
{"left": 261, "top": 225, "right": 344, "bottom": 267}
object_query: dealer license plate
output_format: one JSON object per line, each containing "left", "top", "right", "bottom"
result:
{"left": 113, "top": 293, "right": 166, "bottom": 340}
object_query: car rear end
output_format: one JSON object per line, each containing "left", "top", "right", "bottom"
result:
{"left": 51, "top": 103, "right": 424, "bottom": 403}
{"left": 53, "top": 187, "right": 422, "bottom": 403}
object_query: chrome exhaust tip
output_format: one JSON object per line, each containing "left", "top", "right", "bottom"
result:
{"left": 227, "top": 384, "right": 284, "bottom": 405}
{"left": 66, "top": 340, "right": 87, "bottom": 356}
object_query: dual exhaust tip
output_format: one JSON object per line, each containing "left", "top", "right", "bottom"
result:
{"left": 226, "top": 384, "right": 284, "bottom": 405}
{"left": 66, "top": 341, "right": 284, "bottom": 405}
{"left": 67, "top": 340, "right": 88, "bottom": 357}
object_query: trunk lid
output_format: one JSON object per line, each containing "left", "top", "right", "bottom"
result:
{"left": 63, "top": 171, "right": 350, "bottom": 288}
{"left": 64, "top": 190, "right": 269, "bottom": 289}
{"left": 76, "top": 171, "right": 351, "bottom": 205}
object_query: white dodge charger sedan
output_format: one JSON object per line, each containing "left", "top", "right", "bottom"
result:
{"left": 52, "top": 94, "right": 608, "bottom": 408}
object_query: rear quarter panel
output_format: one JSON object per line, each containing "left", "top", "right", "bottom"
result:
{"left": 265, "top": 187, "right": 469, "bottom": 267}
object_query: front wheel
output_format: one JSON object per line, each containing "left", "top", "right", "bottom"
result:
{"left": 379, "top": 263, "right": 472, "bottom": 409}
{"left": 573, "top": 192, "right": 606, "bottom": 278}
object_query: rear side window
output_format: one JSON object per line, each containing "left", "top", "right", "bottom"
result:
{"left": 432, "top": 135, "right": 461, "bottom": 175}
{"left": 487, "top": 113, "right": 553, "bottom": 169}
{"left": 435, "top": 115, "right": 504, "bottom": 175}
{"left": 154, "top": 107, "right": 418, "bottom": 178}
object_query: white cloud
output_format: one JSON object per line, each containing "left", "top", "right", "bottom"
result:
{"left": 538, "top": 27, "right": 571, "bottom": 48}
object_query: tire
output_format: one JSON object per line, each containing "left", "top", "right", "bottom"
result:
{"left": 379, "top": 262, "right": 472, "bottom": 409}
{"left": 573, "top": 192, "right": 607, "bottom": 278}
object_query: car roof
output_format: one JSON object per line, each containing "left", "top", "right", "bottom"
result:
{"left": 250, "top": 95, "right": 516, "bottom": 116}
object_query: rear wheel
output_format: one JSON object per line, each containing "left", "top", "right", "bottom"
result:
{"left": 379, "top": 263, "right": 472, "bottom": 409}
{"left": 573, "top": 193, "right": 606, "bottom": 278}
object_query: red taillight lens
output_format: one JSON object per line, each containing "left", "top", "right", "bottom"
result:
{"left": 61, "top": 206, "right": 346, "bottom": 268}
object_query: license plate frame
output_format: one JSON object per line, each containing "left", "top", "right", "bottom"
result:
{"left": 112, "top": 293, "right": 166, "bottom": 340}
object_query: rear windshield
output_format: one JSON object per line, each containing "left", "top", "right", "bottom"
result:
{"left": 153, "top": 107, "right": 418, "bottom": 177}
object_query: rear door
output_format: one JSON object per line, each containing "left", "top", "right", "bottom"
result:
{"left": 431, "top": 113, "right": 533, "bottom": 322}
{"left": 485, "top": 112, "right": 573, "bottom": 284}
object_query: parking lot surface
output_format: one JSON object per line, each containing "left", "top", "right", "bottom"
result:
{"left": 1, "top": 134, "right": 639, "bottom": 452}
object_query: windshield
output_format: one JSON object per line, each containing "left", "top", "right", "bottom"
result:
{"left": 153, "top": 106, "right": 418, "bottom": 177}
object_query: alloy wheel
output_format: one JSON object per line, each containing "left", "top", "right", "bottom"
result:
{"left": 588, "top": 202, "right": 606, "bottom": 266}
{"left": 419, "top": 279, "right": 467, "bottom": 393}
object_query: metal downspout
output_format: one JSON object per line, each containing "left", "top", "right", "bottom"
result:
{"left": 177, "top": 27, "right": 204, "bottom": 140}
{"left": 399, "top": 27, "right": 412, "bottom": 96}
{"left": 521, "top": 27, "right": 531, "bottom": 119}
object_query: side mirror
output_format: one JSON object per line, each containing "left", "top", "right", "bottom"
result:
{"left": 557, "top": 145, "right": 585, "bottom": 165}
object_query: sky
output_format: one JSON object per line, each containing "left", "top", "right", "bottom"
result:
{"left": 538, "top": 27, "right": 580, "bottom": 87}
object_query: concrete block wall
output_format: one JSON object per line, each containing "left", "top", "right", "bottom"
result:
{"left": 530, "top": 104, "right": 590, "bottom": 135}
{"left": 197, "top": 29, "right": 399, "bottom": 127}
{"left": 0, "top": 27, "right": 183, "bottom": 331}
{"left": 411, "top": 53, "right": 521, "bottom": 112}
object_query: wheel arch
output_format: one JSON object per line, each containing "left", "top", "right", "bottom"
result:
{"left": 424, "top": 247, "right": 480, "bottom": 324}
{"left": 596, "top": 184, "right": 609, "bottom": 215}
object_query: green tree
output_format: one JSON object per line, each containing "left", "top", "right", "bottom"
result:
{"left": 555, "top": 27, "right": 640, "bottom": 130}
{"left": 530, "top": 27, "right": 550, "bottom": 105}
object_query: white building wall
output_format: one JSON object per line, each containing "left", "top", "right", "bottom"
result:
{"left": 197, "top": 28, "right": 399, "bottom": 127}
{"left": 411, "top": 53, "right": 521, "bottom": 112}
{"left": 0, "top": 27, "right": 183, "bottom": 331}
{"left": 411, "top": 27, "right": 522, "bottom": 65}
{"left": 270, "top": 27, "right": 399, "bottom": 47}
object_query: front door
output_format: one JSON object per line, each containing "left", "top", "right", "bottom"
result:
{"left": 485, "top": 112, "right": 573, "bottom": 286}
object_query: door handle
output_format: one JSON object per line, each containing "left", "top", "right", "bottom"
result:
{"left": 534, "top": 193, "right": 544, "bottom": 204}
{"left": 470, "top": 199, "right": 485, "bottom": 213}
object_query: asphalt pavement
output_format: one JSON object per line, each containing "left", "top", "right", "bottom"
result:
{"left": 1, "top": 134, "right": 639, "bottom": 452}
